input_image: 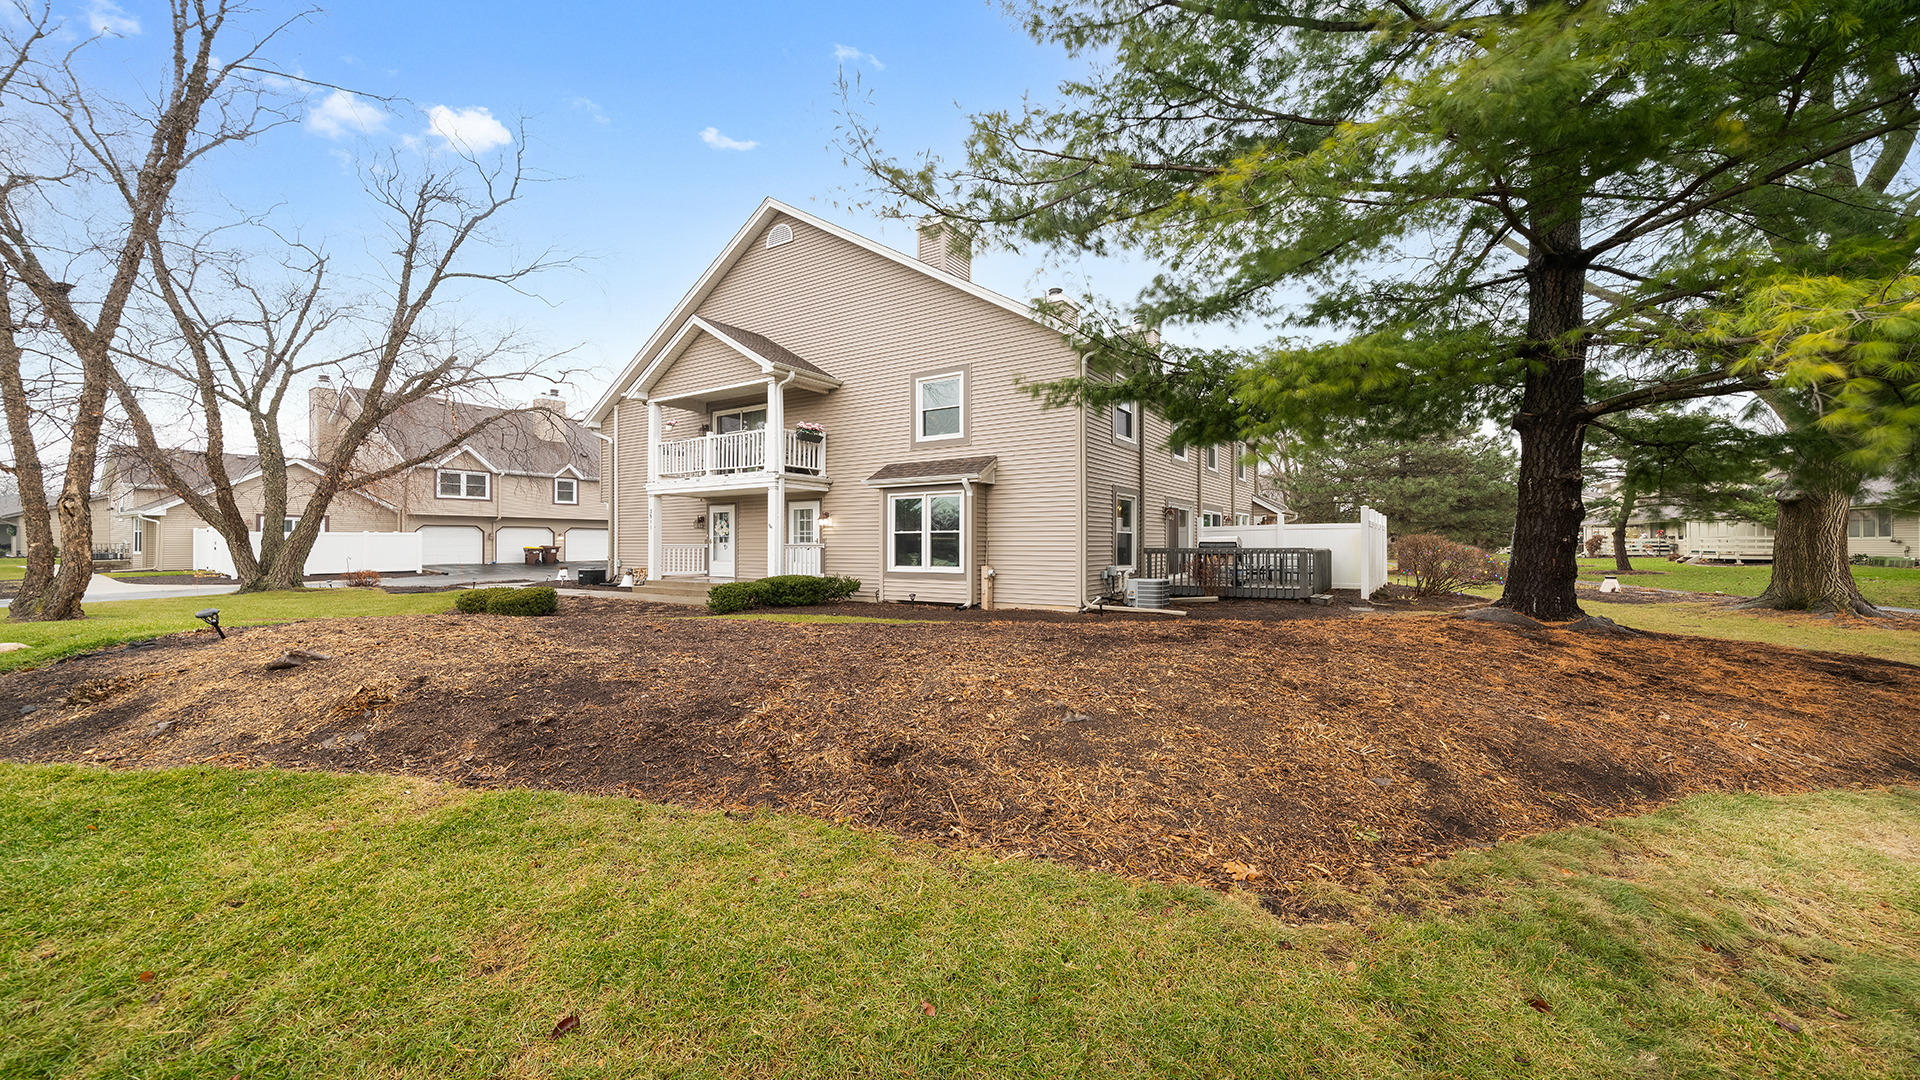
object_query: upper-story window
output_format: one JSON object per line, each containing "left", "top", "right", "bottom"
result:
{"left": 1205, "top": 445, "right": 1219, "bottom": 471}
{"left": 438, "top": 469, "right": 490, "bottom": 500}
{"left": 917, "top": 373, "right": 963, "bottom": 441}
{"left": 1236, "top": 455, "right": 1250, "bottom": 482}
{"left": 554, "top": 477, "right": 578, "bottom": 505}
{"left": 714, "top": 406, "right": 768, "bottom": 433}
{"left": 1171, "top": 443, "right": 1188, "bottom": 462}
{"left": 1114, "top": 401, "right": 1137, "bottom": 443}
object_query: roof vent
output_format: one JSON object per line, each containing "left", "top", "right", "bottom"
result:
{"left": 765, "top": 223, "right": 794, "bottom": 250}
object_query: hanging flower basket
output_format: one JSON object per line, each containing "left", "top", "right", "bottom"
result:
{"left": 794, "top": 421, "right": 826, "bottom": 443}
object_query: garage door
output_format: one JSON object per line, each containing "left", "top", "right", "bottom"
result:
{"left": 418, "top": 526, "right": 483, "bottom": 564}
{"left": 495, "top": 527, "right": 553, "bottom": 561}
{"left": 564, "top": 528, "right": 608, "bottom": 563}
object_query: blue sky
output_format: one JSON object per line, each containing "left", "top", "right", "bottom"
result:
{"left": 72, "top": 0, "right": 1223, "bottom": 417}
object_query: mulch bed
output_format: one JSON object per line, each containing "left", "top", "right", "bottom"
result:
{"left": 2, "top": 595, "right": 1915, "bottom": 916}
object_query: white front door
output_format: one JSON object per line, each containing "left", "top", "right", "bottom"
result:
{"left": 708, "top": 504, "right": 736, "bottom": 580}
{"left": 786, "top": 500, "right": 822, "bottom": 575}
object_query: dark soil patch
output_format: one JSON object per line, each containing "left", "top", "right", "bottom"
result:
{"left": 1, "top": 596, "right": 1913, "bottom": 915}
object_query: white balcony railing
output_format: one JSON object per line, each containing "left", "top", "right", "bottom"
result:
{"left": 659, "top": 544, "right": 709, "bottom": 576}
{"left": 654, "top": 429, "right": 825, "bottom": 481}
{"left": 783, "top": 543, "right": 823, "bottom": 576}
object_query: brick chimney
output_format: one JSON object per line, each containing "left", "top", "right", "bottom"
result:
{"left": 308, "top": 374, "right": 343, "bottom": 459}
{"left": 916, "top": 217, "right": 972, "bottom": 281}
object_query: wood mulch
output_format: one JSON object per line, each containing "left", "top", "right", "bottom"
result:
{"left": 1, "top": 595, "right": 1915, "bottom": 916}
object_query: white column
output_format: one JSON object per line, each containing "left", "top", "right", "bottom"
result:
{"left": 646, "top": 493, "right": 663, "bottom": 582}
{"left": 768, "top": 476, "right": 786, "bottom": 577}
{"left": 763, "top": 375, "right": 784, "bottom": 472}
{"left": 646, "top": 399, "right": 662, "bottom": 483}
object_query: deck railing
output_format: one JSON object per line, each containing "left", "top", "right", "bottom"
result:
{"left": 1137, "top": 546, "right": 1332, "bottom": 599}
{"left": 659, "top": 543, "right": 709, "bottom": 576}
{"left": 654, "top": 429, "right": 825, "bottom": 480}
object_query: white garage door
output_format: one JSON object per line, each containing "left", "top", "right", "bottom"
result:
{"left": 418, "top": 526, "right": 483, "bottom": 564}
{"left": 564, "top": 528, "right": 608, "bottom": 563}
{"left": 495, "top": 527, "right": 553, "bottom": 560}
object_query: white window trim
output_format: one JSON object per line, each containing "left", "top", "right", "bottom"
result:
{"left": 554, "top": 477, "right": 579, "bottom": 505}
{"left": 437, "top": 469, "right": 491, "bottom": 500}
{"left": 888, "top": 491, "right": 964, "bottom": 573}
{"left": 915, "top": 372, "right": 965, "bottom": 443}
{"left": 1114, "top": 495, "right": 1136, "bottom": 570}
{"left": 789, "top": 500, "right": 822, "bottom": 545}
{"left": 132, "top": 527, "right": 142, "bottom": 554}
{"left": 1113, "top": 401, "right": 1138, "bottom": 444}
{"left": 712, "top": 405, "right": 769, "bottom": 432}
{"left": 1205, "top": 445, "right": 1219, "bottom": 471}
{"left": 1171, "top": 443, "right": 1188, "bottom": 462}
{"left": 1201, "top": 510, "right": 1224, "bottom": 528}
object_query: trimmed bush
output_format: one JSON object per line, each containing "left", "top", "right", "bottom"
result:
{"left": 488, "top": 586, "right": 558, "bottom": 616}
{"left": 706, "top": 575, "right": 862, "bottom": 614}
{"left": 1389, "top": 535, "right": 1505, "bottom": 598}
{"left": 455, "top": 587, "right": 512, "bottom": 614}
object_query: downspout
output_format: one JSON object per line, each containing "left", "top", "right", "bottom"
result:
{"left": 1076, "top": 351, "right": 1087, "bottom": 608}
{"left": 960, "top": 475, "right": 974, "bottom": 607}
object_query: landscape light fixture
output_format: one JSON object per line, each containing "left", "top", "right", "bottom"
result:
{"left": 194, "top": 608, "right": 225, "bottom": 638}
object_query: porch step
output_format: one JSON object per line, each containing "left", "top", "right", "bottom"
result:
{"left": 629, "top": 579, "right": 715, "bottom": 606}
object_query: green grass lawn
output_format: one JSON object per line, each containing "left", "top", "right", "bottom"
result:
{"left": 0, "top": 556, "right": 24, "bottom": 581}
{"left": 1, "top": 764, "right": 1914, "bottom": 1079}
{"left": 0, "top": 590, "right": 455, "bottom": 672}
{"left": 1574, "top": 557, "right": 1920, "bottom": 608}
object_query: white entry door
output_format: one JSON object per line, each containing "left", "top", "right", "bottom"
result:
{"left": 708, "top": 504, "right": 736, "bottom": 580}
{"left": 786, "top": 500, "right": 822, "bottom": 575}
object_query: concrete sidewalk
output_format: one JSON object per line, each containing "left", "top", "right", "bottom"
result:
{"left": 0, "top": 573, "right": 240, "bottom": 607}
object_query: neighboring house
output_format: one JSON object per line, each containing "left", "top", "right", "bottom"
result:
{"left": 1670, "top": 479, "right": 1917, "bottom": 564}
{"left": 586, "top": 198, "right": 1274, "bottom": 610}
{"left": 310, "top": 383, "right": 609, "bottom": 565}
{"left": 95, "top": 446, "right": 396, "bottom": 571}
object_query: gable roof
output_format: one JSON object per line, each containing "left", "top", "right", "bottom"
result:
{"left": 340, "top": 389, "right": 602, "bottom": 481}
{"left": 106, "top": 445, "right": 259, "bottom": 494}
{"left": 864, "top": 456, "right": 1000, "bottom": 487}
{"left": 588, "top": 198, "right": 1053, "bottom": 425}
{"left": 699, "top": 318, "right": 834, "bottom": 379}
{"left": 128, "top": 458, "right": 399, "bottom": 516}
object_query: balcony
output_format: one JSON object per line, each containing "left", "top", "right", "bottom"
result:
{"left": 651, "top": 428, "right": 827, "bottom": 488}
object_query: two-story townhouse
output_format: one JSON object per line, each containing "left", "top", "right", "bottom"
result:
{"left": 94, "top": 446, "right": 395, "bottom": 571}
{"left": 589, "top": 198, "right": 1275, "bottom": 610}
{"left": 310, "top": 384, "right": 609, "bottom": 565}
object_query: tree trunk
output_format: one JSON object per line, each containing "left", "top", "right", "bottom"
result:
{"left": 1610, "top": 480, "right": 1637, "bottom": 574}
{"left": 0, "top": 287, "right": 55, "bottom": 619}
{"left": 1738, "top": 488, "right": 1877, "bottom": 615}
{"left": 1496, "top": 215, "right": 1589, "bottom": 621}
{"left": 26, "top": 358, "right": 114, "bottom": 621}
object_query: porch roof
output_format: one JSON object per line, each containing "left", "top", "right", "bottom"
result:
{"left": 863, "top": 456, "right": 999, "bottom": 487}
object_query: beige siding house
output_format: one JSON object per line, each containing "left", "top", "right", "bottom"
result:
{"left": 96, "top": 448, "right": 394, "bottom": 571}
{"left": 588, "top": 199, "right": 1270, "bottom": 610}
{"left": 309, "top": 386, "right": 609, "bottom": 565}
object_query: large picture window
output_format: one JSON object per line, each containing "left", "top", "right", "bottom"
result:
{"left": 1115, "top": 496, "right": 1136, "bottom": 569}
{"left": 891, "top": 493, "right": 962, "bottom": 571}
{"left": 1848, "top": 509, "right": 1893, "bottom": 538}
{"left": 437, "top": 469, "right": 490, "bottom": 500}
{"left": 916, "top": 373, "right": 963, "bottom": 441}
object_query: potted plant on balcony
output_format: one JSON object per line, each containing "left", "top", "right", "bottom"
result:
{"left": 794, "top": 421, "right": 826, "bottom": 443}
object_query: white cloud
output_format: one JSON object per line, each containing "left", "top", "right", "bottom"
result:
{"left": 699, "top": 126, "right": 757, "bottom": 151}
{"left": 307, "top": 90, "right": 392, "bottom": 138}
{"left": 424, "top": 105, "right": 514, "bottom": 152}
{"left": 567, "top": 96, "right": 609, "bottom": 126}
{"left": 87, "top": 0, "right": 139, "bottom": 35}
{"left": 832, "top": 44, "right": 882, "bottom": 70}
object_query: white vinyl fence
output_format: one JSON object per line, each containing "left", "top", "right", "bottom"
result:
{"left": 1198, "top": 505, "right": 1390, "bottom": 600}
{"left": 195, "top": 529, "right": 424, "bottom": 577}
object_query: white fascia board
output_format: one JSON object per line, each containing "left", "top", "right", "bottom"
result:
{"left": 863, "top": 467, "right": 999, "bottom": 489}
{"left": 589, "top": 197, "right": 1046, "bottom": 424}
{"left": 434, "top": 448, "right": 501, "bottom": 475}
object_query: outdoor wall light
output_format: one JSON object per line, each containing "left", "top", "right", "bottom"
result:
{"left": 819, "top": 513, "right": 833, "bottom": 527}
{"left": 195, "top": 608, "right": 225, "bottom": 639}
{"left": 694, "top": 515, "right": 707, "bottom": 527}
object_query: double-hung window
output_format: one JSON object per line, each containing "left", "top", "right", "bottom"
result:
{"left": 1201, "top": 511, "right": 1224, "bottom": 528}
{"left": 916, "top": 373, "right": 963, "bottom": 441}
{"left": 1171, "top": 443, "right": 1187, "bottom": 462}
{"left": 890, "top": 493, "right": 962, "bottom": 571}
{"left": 438, "top": 469, "right": 490, "bottom": 500}
{"left": 1114, "top": 401, "right": 1137, "bottom": 443}
{"left": 1204, "top": 445, "right": 1219, "bottom": 471}
{"left": 1114, "top": 496, "right": 1136, "bottom": 569}
{"left": 554, "top": 477, "right": 578, "bottom": 505}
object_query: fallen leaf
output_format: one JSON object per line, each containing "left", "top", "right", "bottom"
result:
{"left": 1222, "top": 860, "right": 1263, "bottom": 882}
{"left": 919, "top": 1000, "right": 936, "bottom": 1017}
{"left": 1342, "top": 961, "right": 1358, "bottom": 974}
{"left": 1526, "top": 997, "right": 1552, "bottom": 1013}
{"left": 549, "top": 1014, "right": 580, "bottom": 1039}
{"left": 1276, "top": 940, "right": 1294, "bottom": 951}
{"left": 137, "top": 971, "right": 155, "bottom": 983}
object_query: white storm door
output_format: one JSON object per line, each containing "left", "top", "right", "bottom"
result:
{"left": 708, "top": 504, "right": 736, "bottom": 580}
